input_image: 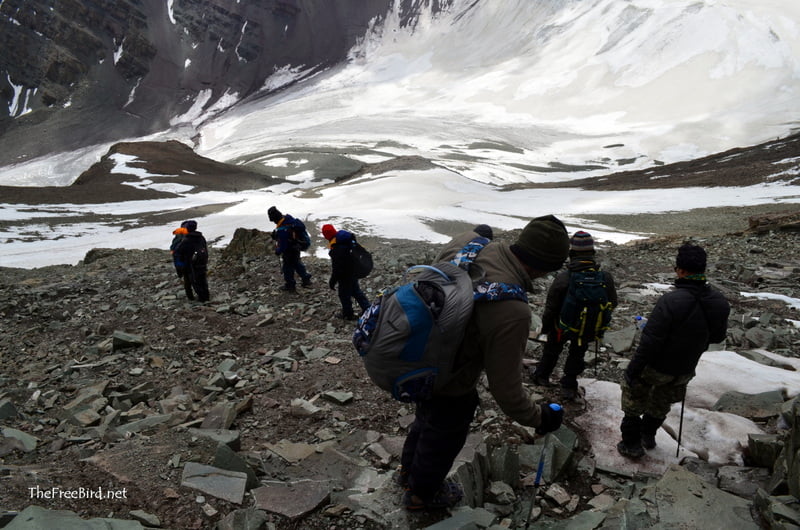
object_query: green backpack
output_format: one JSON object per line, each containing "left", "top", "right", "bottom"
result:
{"left": 557, "top": 269, "right": 613, "bottom": 346}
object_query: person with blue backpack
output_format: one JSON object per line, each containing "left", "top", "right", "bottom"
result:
{"left": 268, "top": 206, "right": 312, "bottom": 292}
{"left": 321, "top": 223, "right": 370, "bottom": 320}
{"left": 531, "top": 231, "right": 618, "bottom": 401}
{"left": 397, "top": 217, "right": 569, "bottom": 511}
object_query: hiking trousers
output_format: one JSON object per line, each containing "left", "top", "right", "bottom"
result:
{"left": 337, "top": 278, "right": 370, "bottom": 318}
{"left": 400, "top": 390, "right": 479, "bottom": 502}
{"left": 281, "top": 248, "right": 311, "bottom": 288}
{"left": 190, "top": 266, "right": 210, "bottom": 302}
{"left": 536, "top": 333, "right": 589, "bottom": 389}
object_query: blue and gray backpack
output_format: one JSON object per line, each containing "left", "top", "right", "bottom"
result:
{"left": 352, "top": 236, "right": 527, "bottom": 402}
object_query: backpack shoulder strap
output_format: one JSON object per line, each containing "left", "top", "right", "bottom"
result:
{"left": 449, "top": 236, "right": 490, "bottom": 270}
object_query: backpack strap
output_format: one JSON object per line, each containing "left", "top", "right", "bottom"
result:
{"left": 449, "top": 236, "right": 528, "bottom": 303}
{"left": 449, "top": 236, "right": 490, "bottom": 270}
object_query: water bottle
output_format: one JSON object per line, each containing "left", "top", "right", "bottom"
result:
{"left": 635, "top": 316, "right": 647, "bottom": 330}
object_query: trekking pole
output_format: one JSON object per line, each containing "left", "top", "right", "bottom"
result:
{"left": 525, "top": 404, "right": 562, "bottom": 529}
{"left": 594, "top": 340, "right": 599, "bottom": 378}
{"left": 676, "top": 395, "right": 686, "bottom": 458}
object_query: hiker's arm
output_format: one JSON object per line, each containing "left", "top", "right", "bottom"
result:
{"left": 481, "top": 308, "right": 541, "bottom": 427}
{"left": 541, "top": 271, "right": 568, "bottom": 333}
{"left": 626, "top": 299, "right": 670, "bottom": 380}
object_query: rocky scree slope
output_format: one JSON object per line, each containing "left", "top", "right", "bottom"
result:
{"left": 0, "top": 219, "right": 798, "bottom": 528}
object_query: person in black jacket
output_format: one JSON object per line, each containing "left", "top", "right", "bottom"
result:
{"left": 268, "top": 206, "right": 312, "bottom": 292}
{"left": 174, "top": 220, "right": 210, "bottom": 302}
{"left": 617, "top": 243, "right": 730, "bottom": 458}
{"left": 531, "top": 231, "right": 618, "bottom": 401}
{"left": 321, "top": 223, "right": 370, "bottom": 320}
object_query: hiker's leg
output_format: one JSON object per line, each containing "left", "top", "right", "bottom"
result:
{"left": 560, "top": 341, "right": 589, "bottom": 389}
{"left": 182, "top": 271, "right": 194, "bottom": 300}
{"left": 352, "top": 279, "right": 370, "bottom": 312}
{"left": 337, "top": 282, "right": 355, "bottom": 317}
{"left": 294, "top": 255, "right": 311, "bottom": 283}
{"left": 406, "top": 390, "right": 478, "bottom": 502}
{"left": 533, "top": 333, "right": 562, "bottom": 380}
{"left": 193, "top": 269, "right": 210, "bottom": 302}
{"left": 281, "top": 252, "right": 297, "bottom": 288}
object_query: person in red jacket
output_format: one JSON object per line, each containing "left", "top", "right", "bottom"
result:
{"left": 321, "top": 224, "right": 370, "bottom": 320}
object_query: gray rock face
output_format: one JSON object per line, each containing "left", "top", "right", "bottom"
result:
{"left": 0, "top": 0, "right": 444, "bottom": 164}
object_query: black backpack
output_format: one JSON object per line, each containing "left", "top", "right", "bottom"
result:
{"left": 557, "top": 269, "right": 613, "bottom": 345}
{"left": 191, "top": 246, "right": 209, "bottom": 269}
{"left": 351, "top": 242, "right": 373, "bottom": 279}
{"left": 290, "top": 218, "right": 311, "bottom": 251}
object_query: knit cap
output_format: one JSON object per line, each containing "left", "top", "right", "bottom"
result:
{"left": 267, "top": 206, "right": 282, "bottom": 223}
{"left": 321, "top": 224, "right": 337, "bottom": 241}
{"left": 510, "top": 215, "right": 569, "bottom": 272}
{"left": 570, "top": 231, "right": 594, "bottom": 253}
{"left": 676, "top": 244, "right": 707, "bottom": 273}
{"left": 473, "top": 224, "right": 494, "bottom": 240}
{"left": 185, "top": 220, "right": 197, "bottom": 233}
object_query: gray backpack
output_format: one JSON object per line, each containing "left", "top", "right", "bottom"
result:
{"left": 352, "top": 237, "right": 527, "bottom": 402}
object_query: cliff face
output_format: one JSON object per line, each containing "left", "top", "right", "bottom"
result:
{"left": 0, "top": 0, "right": 441, "bottom": 164}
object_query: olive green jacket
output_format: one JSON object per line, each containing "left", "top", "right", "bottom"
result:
{"left": 436, "top": 232, "right": 544, "bottom": 428}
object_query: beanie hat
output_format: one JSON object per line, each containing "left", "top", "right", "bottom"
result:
{"left": 185, "top": 220, "right": 197, "bottom": 232}
{"left": 510, "top": 215, "right": 569, "bottom": 272}
{"left": 267, "top": 206, "right": 282, "bottom": 223}
{"left": 676, "top": 244, "right": 707, "bottom": 273}
{"left": 570, "top": 231, "right": 594, "bottom": 254}
{"left": 473, "top": 224, "right": 494, "bottom": 240}
{"left": 321, "top": 224, "right": 337, "bottom": 241}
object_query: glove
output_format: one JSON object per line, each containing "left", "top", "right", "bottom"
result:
{"left": 329, "top": 278, "right": 337, "bottom": 290}
{"left": 535, "top": 403, "right": 564, "bottom": 435}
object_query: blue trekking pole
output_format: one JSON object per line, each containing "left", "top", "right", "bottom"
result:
{"left": 525, "top": 404, "right": 562, "bottom": 529}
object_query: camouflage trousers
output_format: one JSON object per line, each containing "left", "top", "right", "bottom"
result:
{"left": 621, "top": 366, "right": 695, "bottom": 419}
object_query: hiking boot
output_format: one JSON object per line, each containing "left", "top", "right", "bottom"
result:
{"left": 560, "top": 386, "right": 577, "bottom": 401}
{"left": 641, "top": 433, "right": 656, "bottom": 450}
{"left": 531, "top": 373, "right": 553, "bottom": 387}
{"left": 301, "top": 277, "right": 312, "bottom": 287}
{"left": 281, "top": 284, "right": 297, "bottom": 293}
{"left": 403, "top": 481, "right": 463, "bottom": 511}
{"left": 335, "top": 312, "right": 357, "bottom": 321}
{"left": 617, "top": 440, "right": 645, "bottom": 459}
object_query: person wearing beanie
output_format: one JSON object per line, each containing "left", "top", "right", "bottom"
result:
{"left": 617, "top": 243, "right": 729, "bottom": 459}
{"left": 531, "top": 230, "right": 618, "bottom": 401}
{"left": 399, "top": 215, "right": 568, "bottom": 511}
{"left": 174, "top": 220, "right": 210, "bottom": 302}
{"left": 268, "top": 206, "right": 312, "bottom": 292}
{"left": 321, "top": 224, "right": 370, "bottom": 320}
{"left": 473, "top": 224, "right": 493, "bottom": 240}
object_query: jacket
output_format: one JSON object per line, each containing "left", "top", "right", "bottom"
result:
{"left": 175, "top": 231, "right": 208, "bottom": 270}
{"left": 541, "top": 258, "right": 618, "bottom": 334}
{"left": 328, "top": 230, "right": 356, "bottom": 283}
{"left": 434, "top": 231, "right": 544, "bottom": 428}
{"left": 171, "top": 227, "right": 189, "bottom": 266}
{"left": 627, "top": 278, "right": 730, "bottom": 378}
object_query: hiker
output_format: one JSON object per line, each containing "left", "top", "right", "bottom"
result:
{"left": 531, "top": 231, "right": 618, "bottom": 401}
{"left": 321, "top": 224, "right": 370, "bottom": 320}
{"left": 174, "top": 220, "right": 210, "bottom": 302}
{"left": 268, "top": 206, "right": 312, "bottom": 292}
{"left": 399, "top": 215, "right": 569, "bottom": 511}
{"left": 170, "top": 221, "right": 190, "bottom": 279}
{"left": 617, "top": 243, "right": 730, "bottom": 459}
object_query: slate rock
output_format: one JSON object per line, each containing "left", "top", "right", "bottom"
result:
{"left": 181, "top": 462, "right": 248, "bottom": 504}
{"left": 4, "top": 505, "right": 145, "bottom": 529}
{"left": 252, "top": 480, "right": 331, "bottom": 519}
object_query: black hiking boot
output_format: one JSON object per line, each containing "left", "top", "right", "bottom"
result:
{"left": 530, "top": 371, "right": 553, "bottom": 387}
{"left": 560, "top": 386, "right": 577, "bottom": 401}
{"left": 281, "top": 284, "right": 297, "bottom": 293}
{"left": 617, "top": 440, "right": 645, "bottom": 459}
{"left": 301, "top": 276, "right": 312, "bottom": 287}
{"left": 641, "top": 433, "right": 656, "bottom": 450}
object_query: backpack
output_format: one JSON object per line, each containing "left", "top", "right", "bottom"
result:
{"left": 352, "top": 237, "right": 527, "bottom": 402}
{"left": 191, "top": 246, "right": 209, "bottom": 269}
{"left": 351, "top": 242, "right": 373, "bottom": 279}
{"left": 290, "top": 218, "right": 311, "bottom": 251}
{"left": 557, "top": 269, "right": 613, "bottom": 345}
